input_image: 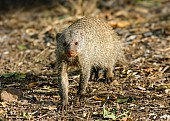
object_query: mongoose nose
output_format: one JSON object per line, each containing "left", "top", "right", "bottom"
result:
{"left": 67, "top": 51, "right": 77, "bottom": 57}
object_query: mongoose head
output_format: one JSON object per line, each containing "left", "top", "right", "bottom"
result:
{"left": 56, "top": 29, "right": 84, "bottom": 58}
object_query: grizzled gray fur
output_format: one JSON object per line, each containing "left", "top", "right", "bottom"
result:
{"left": 56, "top": 17, "right": 127, "bottom": 106}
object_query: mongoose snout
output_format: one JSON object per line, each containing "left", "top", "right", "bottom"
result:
{"left": 66, "top": 50, "right": 78, "bottom": 57}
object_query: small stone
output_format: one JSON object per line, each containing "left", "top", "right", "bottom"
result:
{"left": 0, "top": 87, "right": 23, "bottom": 102}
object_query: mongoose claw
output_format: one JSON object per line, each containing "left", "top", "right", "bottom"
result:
{"left": 57, "top": 104, "right": 68, "bottom": 113}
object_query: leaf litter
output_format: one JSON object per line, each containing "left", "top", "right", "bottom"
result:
{"left": 0, "top": 0, "right": 170, "bottom": 120}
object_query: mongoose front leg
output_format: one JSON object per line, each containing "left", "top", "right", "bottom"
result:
{"left": 78, "top": 67, "right": 91, "bottom": 95}
{"left": 57, "top": 61, "right": 69, "bottom": 106}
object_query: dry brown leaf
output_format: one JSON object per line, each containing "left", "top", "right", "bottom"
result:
{"left": 93, "top": 96, "right": 105, "bottom": 101}
{"left": 114, "top": 10, "right": 128, "bottom": 17}
{"left": 0, "top": 109, "right": 5, "bottom": 115}
{"left": 0, "top": 102, "right": 8, "bottom": 107}
{"left": 135, "top": 7, "right": 149, "bottom": 14}
{"left": 121, "top": 117, "right": 133, "bottom": 121}
{"left": 25, "top": 28, "right": 37, "bottom": 36}
{"left": 117, "top": 21, "right": 131, "bottom": 28}
{"left": 110, "top": 80, "right": 120, "bottom": 86}
{"left": 121, "top": 117, "right": 128, "bottom": 121}
{"left": 28, "top": 82, "right": 39, "bottom": 88}
{"left": 108, "top": 21, "right": 131, "bottom": 28}
{"left": 135, "top": 16, "right": 146, "bottom": 23}
{"left": 143, "top": 68, "right": 157, "bottom": 73}
{"left": 108, "top": 21, "right": 117, "bottom": 27}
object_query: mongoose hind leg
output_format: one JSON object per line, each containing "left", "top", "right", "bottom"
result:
{"left": 105, "top": 67, "right": 114, "bottom": 83}
{"left": 90, "top": 66, "right": 113, "bottom": 82}
{"left": 90, "top": 66, "right": 104, "bottom": 81}
{"left": 91, "top": 67, "right": 114, "bottom": 83}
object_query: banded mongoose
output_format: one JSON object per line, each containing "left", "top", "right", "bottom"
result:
{"left": 56, "top": 17, "right": 127, "bottom": 106}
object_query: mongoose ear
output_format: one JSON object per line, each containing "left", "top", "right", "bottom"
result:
{"left": 56, "top": 33, "right": 62, "bottom": 42}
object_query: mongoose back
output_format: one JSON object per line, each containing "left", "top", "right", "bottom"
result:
{"left": 56, "top": 17, "right": 127, "bottom": 106}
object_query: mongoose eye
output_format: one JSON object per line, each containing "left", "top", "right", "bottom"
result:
{"left": 75, "top": 42, "right": 78, "bottom": 45}
{"left": 63, "top": 42, "right": 67, "bottom": 46}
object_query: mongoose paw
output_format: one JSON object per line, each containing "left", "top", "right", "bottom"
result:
{"left": 78, "top": 91, "right": 88, "bottom": 98}
{"left": 77, "top": 90, "right": 87, "bottom": 101}
{"left": 57, "top": 103, "right": 68, "bottom": 113}
{"left": 77, "top": 87, "right": 87, "bottom": 95}
{"left": 105, "top": 77, "right": 113, "bottom": 83}
{"left": 97, "top": 77, "right": 113, "bottom": 83}
{"left": 76, "top": 94, "right": 87, "bottom": 103}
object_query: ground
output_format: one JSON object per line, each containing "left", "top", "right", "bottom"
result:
{"left": 0, "top": 0, "right": 169, "bottom": 120}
